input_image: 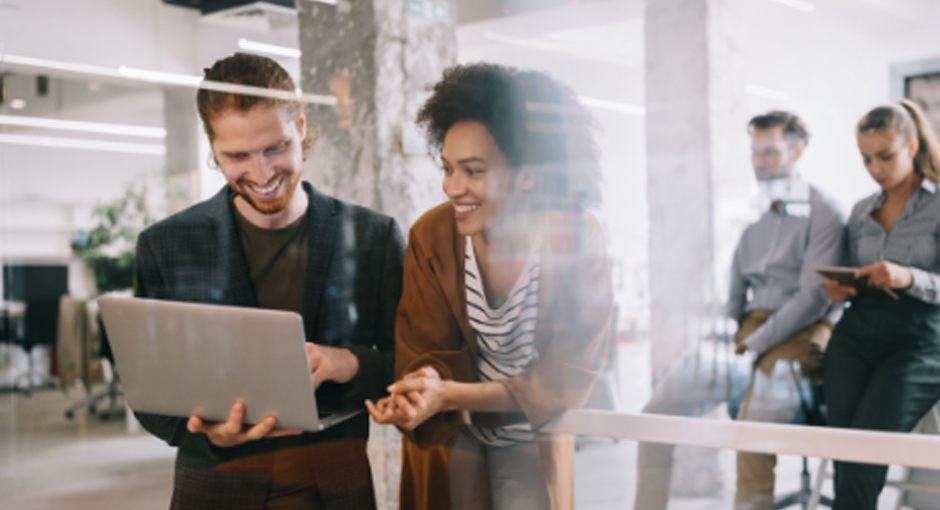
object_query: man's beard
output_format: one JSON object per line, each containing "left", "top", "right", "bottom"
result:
{"left": 231, "top": 170, "right": 302, "bottom": 215}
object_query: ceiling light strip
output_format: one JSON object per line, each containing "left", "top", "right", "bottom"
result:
{"left": 579, "top": 96, "right": 646, "bottom": 116}
{"left": 1, "top": 54, "right": 122, "bottom": 78}
{"left": 768, "top": 0, "right": 815, "bottom": 13}
{"left": 0, "top": 133, "right": 166, "bottom": 156}
{"left": 1, "top": 54, "right": 337, "bottom": 106}
{"left": 482, "top": 32, "right": 632, "bottom": 67}
{"left": 237, "top": 38, "right": 302, "bottom": 59}
{"left": 745, "top": 84, "right": 791, "bottom": 101}
{"left": 0, "top": 114, "right": 166, "bottom": 139}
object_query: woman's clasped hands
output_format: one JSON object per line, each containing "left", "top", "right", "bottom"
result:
{"left": 366, "top": 366, "right": 449, "bottom": 431}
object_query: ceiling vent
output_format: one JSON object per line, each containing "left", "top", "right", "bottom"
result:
{"left": 201, "top": 1, "right": 297, "bottom": 31}
{"left": 162, "top": 1, "right": 297, "bottom": 31}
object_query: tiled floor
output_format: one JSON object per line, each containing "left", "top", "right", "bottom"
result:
{"left": 0, "top": 388, "right": 174, "bottom": 510}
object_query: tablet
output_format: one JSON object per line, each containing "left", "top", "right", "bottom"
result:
{"left": 98, "top": 296, "right": 358, "bottom": 432}
{"left": 815, "top": 265, "right": 899, "bottom": 299}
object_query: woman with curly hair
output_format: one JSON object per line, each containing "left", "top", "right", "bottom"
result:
{"left": 366, "top": 63, "right": 614, "bottom": 509}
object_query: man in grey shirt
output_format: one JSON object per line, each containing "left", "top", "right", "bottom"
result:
{"left": 634, "top": 112, "right": 844, "bottom": 510}
{"left": 729, "top": 111, "right": 845, "bottom": 510}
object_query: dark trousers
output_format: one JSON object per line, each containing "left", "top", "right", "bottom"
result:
{"left": 170, "top": 439, "right": 376, "bottom": 510}
{"left": 823, "top": 293, "right": 940, "bottom": 510}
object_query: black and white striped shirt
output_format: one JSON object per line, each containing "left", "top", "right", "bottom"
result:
{"left": 465, "top": 236, "right": 540, "bottom": 446}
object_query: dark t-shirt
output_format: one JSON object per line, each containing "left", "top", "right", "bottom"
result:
{"left": 232, "top": 198, "right": 309, "bottom": 315}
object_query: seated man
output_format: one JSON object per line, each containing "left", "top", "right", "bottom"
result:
{"left": 635, "top": 111, "right": 844, "bottom": 510}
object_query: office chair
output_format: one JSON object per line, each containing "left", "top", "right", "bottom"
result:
{"left": 773, "top": 364, "right": 833, "bottom": 510}
{"left": 4, "top": 265, "right": 68, "bottom": 395}
{"left": 64, "top": 310, "right": 123, "bottom": 420}
{"left": 12, "top": 297, "right": 61, "bottom": 395}
{"left": 0, "top": 301, "right": 25, "bottom": 386}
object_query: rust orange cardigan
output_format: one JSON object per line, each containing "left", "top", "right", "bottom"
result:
{"left": 394, "top": 203, "right": 614, "bottom": 510}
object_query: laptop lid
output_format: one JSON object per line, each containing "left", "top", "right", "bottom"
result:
{"left": 99, "top": 296, "right": 352, "bottom": 432}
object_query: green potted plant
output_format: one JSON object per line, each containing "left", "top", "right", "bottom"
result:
{"left": 71, "top": 184, "right": 153, "bottom": 294}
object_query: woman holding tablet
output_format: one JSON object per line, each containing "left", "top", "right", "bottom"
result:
{"left": 822, "top": 99, "right": 940, "bottom": 509}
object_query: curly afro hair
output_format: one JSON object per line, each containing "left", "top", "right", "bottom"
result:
{"left": 416, "top": 63, "right": 602, "bottom": 209}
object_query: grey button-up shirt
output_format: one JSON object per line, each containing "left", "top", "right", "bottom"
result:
{"left": 849, "top": 178, "right": 940, "bottom": 304}
{"left": 727, "top": 181, "right": 845, "bottom": 355}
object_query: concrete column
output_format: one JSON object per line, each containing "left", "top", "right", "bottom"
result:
{"left": 298, "top": 0, "right": 455, "bottom": 229}
{"left": 297, "top": 2, "right": 456, "bottom": 508}
{"left": 645, "top": 0, "right": 747, "bottom": 379}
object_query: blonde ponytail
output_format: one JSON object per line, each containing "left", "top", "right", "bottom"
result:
{"left": 858, "top": 100, "right": 940, "bottom": 182}
{"left": 899, "top": 99, "right": 940, "bottom": 182}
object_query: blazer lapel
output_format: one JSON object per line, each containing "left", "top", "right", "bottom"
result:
{"left": 205, "top": 186, "right": 257, "bottom": 308}
{"left": 301, "top": 182, "right": 337, "bottom": 338}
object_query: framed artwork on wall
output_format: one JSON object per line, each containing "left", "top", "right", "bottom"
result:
{"left": 891, "top": 57, "right": 940, "bottom": 135}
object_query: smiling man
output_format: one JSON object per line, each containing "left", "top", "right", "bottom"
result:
{"left": 132, "top": 53, "right": 404, "bottom": 510}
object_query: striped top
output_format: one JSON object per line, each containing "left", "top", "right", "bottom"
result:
{"left": 464, "top": 236, "right": 541, "bottom": 446}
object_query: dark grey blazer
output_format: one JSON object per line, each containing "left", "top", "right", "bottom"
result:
{"left": 130, "top": 181, "right": 403, "bottom": 507}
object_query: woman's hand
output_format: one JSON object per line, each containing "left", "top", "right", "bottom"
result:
{"left": 855, "top": 261, "right": 913, "bottom": 290}
{"left": 823, "top": 277, "right": 857, "bottom": 303}
{"left": 366, "top": 366, "right": 447, "bottom": 431}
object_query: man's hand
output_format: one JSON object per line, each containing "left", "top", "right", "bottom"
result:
{"left": 734, "top": 341, "right": 748, "bottom": 355}
{"left": 306, "top": 343, "right": 359, "bottom": 389}
{"left": 186, "top": 400, "right": 302, "bottom": 447}
{"left": 856, "top": 261, "right": 913, "bottom": 290}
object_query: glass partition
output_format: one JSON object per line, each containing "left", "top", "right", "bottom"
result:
{"left": 3, "top": 1, "right": 940, "bottom": 509}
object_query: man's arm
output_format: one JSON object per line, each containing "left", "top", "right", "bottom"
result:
{"left": 742, "top": 203, "right": 845, "bottom": 355}
{"left": 726, "top": 239, "right": 748, "bottom": 322}
{"left": 338, "top": 217, "right": 405, "bottom": 406}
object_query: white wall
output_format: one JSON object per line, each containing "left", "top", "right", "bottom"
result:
{"left": 3, "top": 0, "right": 939, "bottom": 289}
{"left": 455, "top": 0, "right": 940, "bottom": 331}
{"left": 0, "top": 0, "right": 302, "bottom": 264}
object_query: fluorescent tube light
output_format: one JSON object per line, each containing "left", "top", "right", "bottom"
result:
{"left": 0, "top": 54, "right": 121, "bottom": 78}
{"left": 118, "top": 66, "right": 202, "bottom": 87}
{"left": 0, "top": 133, "right": 166, "bottom": 155}
{"left": 745, "top": 84, "right": 792, "bottom": 101}
{"left": 0, "top": 114, "right": 166, "bottom": 139}
{"left": 579, "top": 96, "right": 646, "bottom": 116}
{"left": 0, "top": 53, "right": 336, "bottom": 106}
{"left": 768, "top": 0, "right": 815, "bottom": 13}
{"left": 483, "top": 32, "right": 631, "bottom": 67}
{"left": 238, "top": 39, "right": 301, "bottom": 59}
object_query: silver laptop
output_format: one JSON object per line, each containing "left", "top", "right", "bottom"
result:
{"left": 98, "top": 296, "right": 358, "bottom": 432}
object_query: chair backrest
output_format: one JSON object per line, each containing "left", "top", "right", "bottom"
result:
{"left": 23, "top": 297, "right": 61, "bottom": 348}
{"left": 3, "top": 265, "right": 68, "bottom": 349}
